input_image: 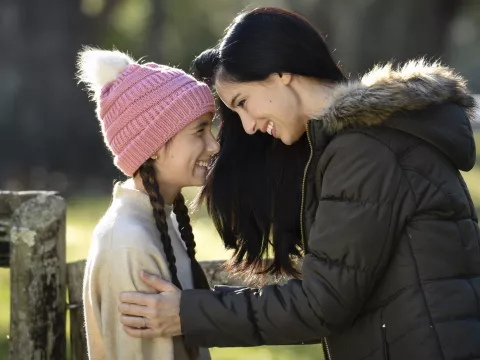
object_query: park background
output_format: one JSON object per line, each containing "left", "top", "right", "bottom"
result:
{"left": 1, "top": 0, "right": 479, "bottom": 359}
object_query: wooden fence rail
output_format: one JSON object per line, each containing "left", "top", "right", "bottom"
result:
{"left": 0, "top": 191, "right": 289, "bottom": 360}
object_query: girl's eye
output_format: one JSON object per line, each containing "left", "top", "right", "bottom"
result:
{"left": 237, "top": 99, "right": 246, "bottom": 108}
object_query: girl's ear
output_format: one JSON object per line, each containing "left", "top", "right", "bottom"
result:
{"left": 150, "top": 147, "right": 163, "bottom": 161}
{"left": 278, "top": 72, "right": 292, "bottom": 86}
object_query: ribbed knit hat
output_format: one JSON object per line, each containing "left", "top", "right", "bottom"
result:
{"left": 76, "top": 48, "right": 215, "bottom": 176}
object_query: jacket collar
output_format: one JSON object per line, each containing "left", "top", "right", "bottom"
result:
{"left": 315, "top": 59, "right": 476, "bottom": 134}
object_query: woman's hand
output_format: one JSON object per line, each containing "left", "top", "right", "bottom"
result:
{"left": 118, "top": 271, "right": 182, "bottom": 338}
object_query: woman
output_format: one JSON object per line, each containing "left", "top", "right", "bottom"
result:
{"left": 77, "top": 48, "right": 218, "bottom": 359}
{"left": 118, "top": 8, "right": 480, "bottom": 360}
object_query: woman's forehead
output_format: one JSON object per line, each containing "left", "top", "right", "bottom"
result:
{"left": 214, "top": 80, "right": 238, "bottom": 102}
{"left": 214, "top": 78, "right": 237, "bottom": 91}
{"left": 215, "top": 79, "right": 255, "bottom": 97}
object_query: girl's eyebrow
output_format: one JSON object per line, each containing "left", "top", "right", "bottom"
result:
{"left": 193, "top": 120, "right": 210, "bottom": 130}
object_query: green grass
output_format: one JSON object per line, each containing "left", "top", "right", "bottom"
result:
{"left": 1, "top": 155, "right": 480, "bottom": 359}
{"left": 462, "top": 168, "right": 480, "bottom": 205}
{"left": 475, "top": 131, "right": 480, "bottom": 158}
{"left": 0, "top": 269, "right": 9, "bottom": 353}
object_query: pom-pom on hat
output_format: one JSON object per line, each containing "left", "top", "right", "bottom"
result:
{"left": 76, "top": 47, "right": 214, "bottom": 176}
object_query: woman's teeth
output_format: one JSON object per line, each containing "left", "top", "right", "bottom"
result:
{"left": 196, "top": 160, "right": 208, "bottom": 168}
{"left": 266, "top": 121, "right": 274, "bottom": 135}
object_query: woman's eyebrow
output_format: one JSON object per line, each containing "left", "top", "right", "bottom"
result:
{"left": 230, "top": 93, "right": 240, "bottom": 107}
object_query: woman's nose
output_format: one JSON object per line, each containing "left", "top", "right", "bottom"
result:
{"left": 240, "top": 114, "right": 256, "bottom": 135}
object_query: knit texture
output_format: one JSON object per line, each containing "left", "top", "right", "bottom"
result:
{"left": 98, "top": 62, "right": 214, "bottom": 176}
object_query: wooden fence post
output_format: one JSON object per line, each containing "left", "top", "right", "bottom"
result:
{"left": 67, "top": 260, "right": 88, "bottom": 360}
{"left": 0, "top": 192, "right": 41, "bottom": 268}
{"left": 9, "top": 192, "right": 66, "bottom": 360}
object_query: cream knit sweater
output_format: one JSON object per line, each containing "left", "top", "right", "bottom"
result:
{"left": 83, "top": 180, "right": 210, "bottom": 360}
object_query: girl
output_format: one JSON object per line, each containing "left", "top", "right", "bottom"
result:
{"left": 77, "top": 48, "right": 218, "bottom": 360}
{"left": 118, "top": 7, "right": 480, "bottom": 360}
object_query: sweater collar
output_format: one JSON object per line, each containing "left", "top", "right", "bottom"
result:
{"left": 113, "top": 179, "right": 174, "bottom": 217}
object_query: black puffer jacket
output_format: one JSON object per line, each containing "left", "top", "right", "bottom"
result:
{"left": 181, "top": 62, "right": 480, "bottom": 360}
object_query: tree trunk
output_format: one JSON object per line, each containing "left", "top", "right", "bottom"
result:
{"left": 145, "top": 0, "right": 165, "bottom": 62}
{"left": 288, "top": 0, "right": 463, "bottom": 77}
{"left": 353, "top": 0, "right": 463, "bottom": 73}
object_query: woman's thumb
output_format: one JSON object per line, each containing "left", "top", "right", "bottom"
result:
{"left": 140, "top": 271, "right": 177, "bottom": 292}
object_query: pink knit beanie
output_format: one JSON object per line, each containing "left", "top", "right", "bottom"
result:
{"left": 77, "top": 49, "right": 214, "bottom": 176}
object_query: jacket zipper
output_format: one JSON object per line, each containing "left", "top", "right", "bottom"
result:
{"left": 300, "top": 121, "right": 313, "bottom": 251}
{"left": 324, "top": 337, "right": 333, "bottom": 360}
{"left": 300, "top": 124, "right": 332, "bottom": 360}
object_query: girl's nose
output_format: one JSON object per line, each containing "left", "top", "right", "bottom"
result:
{"left": 206, "top": 130, "right": 220, "bottom": 155}
{"left": 208, "top": 137, "right": 220, "bottom": 155}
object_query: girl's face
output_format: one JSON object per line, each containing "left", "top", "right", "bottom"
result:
{"left": 153, "top": 113, "right": 219, "bottom": 191}
{"left": 215, "top": 73, "right": 307, "bottom": 145}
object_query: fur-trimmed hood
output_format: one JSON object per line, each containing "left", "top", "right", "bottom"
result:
{"left": 319, "top": 60, "right": 478, "bottom": 171}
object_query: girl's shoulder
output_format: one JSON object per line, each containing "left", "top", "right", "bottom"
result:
{"left": 92, "top": 196, "right": 160, "bottom": 253}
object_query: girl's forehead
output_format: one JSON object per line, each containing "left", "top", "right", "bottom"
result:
{"left": 188, "top": 113, "right": 213, "bottom": 127}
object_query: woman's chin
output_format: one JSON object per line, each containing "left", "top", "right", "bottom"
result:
{"left": 281, "top": 130, "right": 307, "bottom": 145}
{"left": 280, "top": 135, "right": 295, "bottom": 146}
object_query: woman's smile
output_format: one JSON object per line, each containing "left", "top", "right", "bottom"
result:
{"left": 266, "top": 120, "right": 277, "bottom": 137}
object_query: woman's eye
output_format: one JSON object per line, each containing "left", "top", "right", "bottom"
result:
{"left": 237, "top": 99, "right": 246, "bottom": 108}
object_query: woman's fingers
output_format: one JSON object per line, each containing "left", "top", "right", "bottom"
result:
{"left": 120, "top": 315, "right": 149, "bottom": 329}
{"left": 118, "top": 278, "right": 182, "bottom": 338}
{"left": 122, "top": 325, "right": 157, "bottom": 339}
{"left": 119, "top": 291, "right": 154, "bottom": 306}
{"left": 118, "top": 302, "right": 151, "bottom": 317}
{"left": 119, "top": 274, "right": 179, "bottom": 308}
{"left": 140, "top": 271, "right": 178, "bottom": 292}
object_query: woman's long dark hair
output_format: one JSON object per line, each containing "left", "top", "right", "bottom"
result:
{"left": 137, "top": 159, "right": 209, "bottom": 360}
{"left": 192, "top": 7, "right": 346, "bottom": 278}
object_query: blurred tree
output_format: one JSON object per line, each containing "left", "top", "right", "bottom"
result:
{"left": 0, "top": 0, "right": 477, "bottom": 194}
{"left": 288, "top": 0, "right": 464, "bottom": 77}
{"left": 0, "top": 0, "right": 128, "bottom": 193}
{"left": 354, "top": 0, "right": 463, "bottom": 74}
{"left": 146, "top": 0, "right": 165, "bottom": 61}
{"left": 447, "top": 0, "right": 480, "bottom": 92}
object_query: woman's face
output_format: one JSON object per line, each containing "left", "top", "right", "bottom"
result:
{"left": 153, "top": 113, "right": 220, "bottom": 190}
{"left": 215, "top": 74, "right": 307, "bottom": 145}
